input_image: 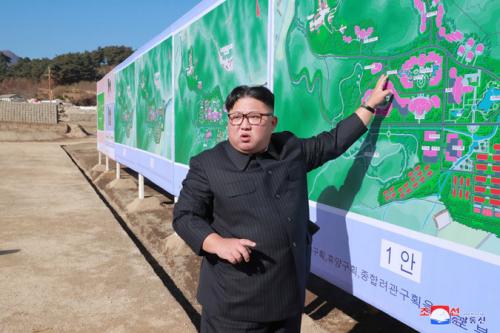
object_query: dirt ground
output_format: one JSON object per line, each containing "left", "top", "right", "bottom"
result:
{"left": 0, "top": 139, "right": 195, "bottom": 332}
{"left": 0, "top": 121, "right": 417, "bottom": 332}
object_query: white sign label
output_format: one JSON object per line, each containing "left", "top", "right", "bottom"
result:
{"left": 380, "top": 239, "right": 422, "bottom": 283}
{"left": 363, "top": 36, "right": 379, "bottom": 44}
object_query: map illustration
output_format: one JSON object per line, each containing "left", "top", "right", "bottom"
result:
{"left": 136, "top": 38, "right": 173, "bottom": 158}
{"left": 97, "top": 92, "right": 104, "bottom": 131}
{"left": 174, "top": 0, "right": 269, "bottom": 165}
{"left": 274, "top": 0, "right": 499, "bottom": 254}
{"left": 115, "top": 62, "right": 137, "bottom": 148}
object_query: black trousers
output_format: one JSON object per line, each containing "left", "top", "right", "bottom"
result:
{"left": 200, "top": 311, "right": 302, "bottom": 333}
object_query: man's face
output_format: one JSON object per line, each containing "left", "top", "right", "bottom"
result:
{"left": 227, "top": 97, "right": 277, "bottom": 155}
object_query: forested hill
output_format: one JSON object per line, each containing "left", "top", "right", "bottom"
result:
{"left": 0, "top": 46, "right": 133, "bottom": 105}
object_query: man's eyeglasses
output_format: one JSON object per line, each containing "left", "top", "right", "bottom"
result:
{"left": 227, "top": 112, "right": 274, "bottom": 125}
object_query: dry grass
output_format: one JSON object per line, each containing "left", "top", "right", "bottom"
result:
{"left": 0, "top": 78, "right": 97, "bottom": 106}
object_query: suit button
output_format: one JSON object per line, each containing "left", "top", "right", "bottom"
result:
{"left": 292, "top": 242, "right": 297, "bottom": 247}
{"left": 267, "top": 170, "right": 272, "bottom": 175}
{"left": 275, "top": 194, "right": 280, "bottom": 199}
{"left": 287, "top": 217, "right": 293, "bottom": 222}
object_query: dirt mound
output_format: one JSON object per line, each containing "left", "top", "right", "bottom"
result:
{"left": 0, "top": 121, "right": 93, "bottom": 141}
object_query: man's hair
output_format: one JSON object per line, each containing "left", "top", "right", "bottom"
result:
{"left": 224, "top": 85, "right": 274, "bottom": 113}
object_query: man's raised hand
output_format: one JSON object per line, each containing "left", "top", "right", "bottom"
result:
{"left": 366, "top": 74, "right": 393, "bottom": 109}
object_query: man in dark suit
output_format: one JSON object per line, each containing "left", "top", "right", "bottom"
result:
{"left": 173, "top": 75, "right": 392, "bottom": 332}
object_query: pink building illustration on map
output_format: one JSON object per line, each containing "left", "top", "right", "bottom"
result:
{"left": 445, "top": 133, "right": 464, "bottom": 162}
{"left": 422, "top": 131, "right": 440, "bottom": 163}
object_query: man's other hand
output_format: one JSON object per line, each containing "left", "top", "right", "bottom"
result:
{"left": 202, "top": 233, "right": 257, "bottom": 264}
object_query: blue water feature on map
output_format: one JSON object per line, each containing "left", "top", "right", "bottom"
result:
{"left": 477, "top": 88, "right": 499, "bottom": 112}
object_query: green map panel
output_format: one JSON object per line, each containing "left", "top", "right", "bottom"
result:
{"left": 274, "top": 0, "right": 500, "bottom": 253}
{"left": 174, "top": 0, "right": 269, "bottom": 165}
{"left": 136, "top": 38, "right": 173, "bottom": 158}
{"left": 97, "top": 92, "right": 104, "bottom": 131}
{"left": 115, "top": 63, "right": 137, "bottom": 147}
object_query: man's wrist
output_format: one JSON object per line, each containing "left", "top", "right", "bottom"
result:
{"left": 202, "top": 233, "right": 222, "bottom": 254}
{"left": 360, "top": 103, "right": 376, "bottom": 113}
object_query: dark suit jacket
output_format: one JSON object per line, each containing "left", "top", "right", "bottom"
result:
{"left": 173, "top": 113, "right": 367, "bottom": 321}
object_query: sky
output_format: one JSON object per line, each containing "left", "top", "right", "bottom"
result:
{"left": 1, "top": 0, "right": 203, "bottom": 59}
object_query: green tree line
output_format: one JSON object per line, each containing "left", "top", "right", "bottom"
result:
{"left": 0, "top": 46, "right": 133, "bottom": 85}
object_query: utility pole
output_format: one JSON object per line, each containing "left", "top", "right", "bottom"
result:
{"left": 48, "top": 66, "right": 53, "bottom": 101}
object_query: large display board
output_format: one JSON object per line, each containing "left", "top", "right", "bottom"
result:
{"left": 275, "top": 0, "right": 499, "bottom": 239}
{"left": 274, "top": 0, "right": 499, "bottom": 331}
{"left": 136, "top": 38, "right": 173, "bottom": 159}
{"left": 96, "top": 72, "right": 115, "bottom": 159}
{"left": 113, "top": 38, "right": 176, "bottom": 191}
{"left": 172, "top": 0, "right": 269, "bottom": 192}
{"left": 99, "top": 0, "right": 499, "bottom": 331}
{"left": 115, "top": 62, "right": 137, "bottom": 148}
{"left": 174, "top": 0, "right": 268, "bottom": 165}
